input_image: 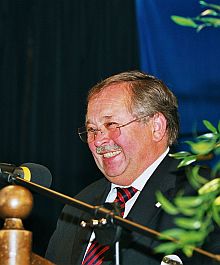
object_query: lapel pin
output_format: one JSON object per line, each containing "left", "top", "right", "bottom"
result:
{"left": 155, "top": 202, "right": 161, "bottom": 208}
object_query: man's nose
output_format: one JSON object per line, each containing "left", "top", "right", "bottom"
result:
{"left": 94, "top": 130, "right": 110, "bottom": 146}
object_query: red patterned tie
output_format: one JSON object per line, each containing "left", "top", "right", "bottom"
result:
{"left": 82, "top": 186, "right": 138, "bottom": 265}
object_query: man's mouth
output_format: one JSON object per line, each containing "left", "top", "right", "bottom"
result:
{"left": 103, "top": 150, "right": 121, "bottom": 158}
{"left": 96, "top": 145, "right": 122, "bottom": 158}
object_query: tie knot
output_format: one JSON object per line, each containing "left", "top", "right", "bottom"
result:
{"left": 115, "top": 186, "right": 138, "bottom": 204}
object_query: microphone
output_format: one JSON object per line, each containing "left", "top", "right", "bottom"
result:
{"left": 161, "top": 255, "right": 183, "bottom": 265}
{"left": 0, "top": 163, "right": 52, "bottom": 188}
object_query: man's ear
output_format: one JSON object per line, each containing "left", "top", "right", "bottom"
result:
{"left": 151, "top": 113, "right": 167, "bottom": 142}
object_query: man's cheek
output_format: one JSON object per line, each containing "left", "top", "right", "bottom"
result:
{"left": 88, "top": 143, "right": 96, "bottom": 153}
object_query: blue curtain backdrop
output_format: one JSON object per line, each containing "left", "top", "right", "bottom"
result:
{"left": 135, "top": 0, "right": 220, "bottom": 137}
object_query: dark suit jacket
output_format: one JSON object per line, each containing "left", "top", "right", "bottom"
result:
{"left": 45, "top": 155, "right": 219, "bottom": 265}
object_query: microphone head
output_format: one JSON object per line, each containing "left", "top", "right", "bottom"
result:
{"left": 161, "top": 255, "right": 183, "bottom": 265}
{"left": 21, "top": 163, "right": 52, "bottom": 188}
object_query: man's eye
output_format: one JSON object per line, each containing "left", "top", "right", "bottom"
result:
{"left": 87, "top": 127, "right": 97, "bottom": 133}
{"left": 105, "top": 122, "right": 119, "bottom": 129}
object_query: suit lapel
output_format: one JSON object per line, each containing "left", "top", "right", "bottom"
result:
{"left": 126, "top": 155, "right": 178, "bottom": 244}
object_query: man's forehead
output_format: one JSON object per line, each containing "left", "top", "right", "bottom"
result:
{"left": 88, "top": 84, "right": 129, "bottom": 107}
{"left": 86, "top": 83, "right": 132, "bottom": 120}
{"left": 87, "top": 91, "right": 129, "bottom": 112}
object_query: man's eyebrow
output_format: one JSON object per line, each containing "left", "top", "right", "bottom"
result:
{"left": 103, "top": 115, "right": 114, "bottom": 120}
{"left": 86, "top": 116, "right": 114, "bottom": 124}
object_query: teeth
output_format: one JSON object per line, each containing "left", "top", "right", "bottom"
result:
{"left": 103, "top": 150, "right": 121, "bottom": 158}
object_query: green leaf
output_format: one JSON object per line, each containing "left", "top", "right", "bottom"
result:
{"left": 174, "top": 217, "right": 201, "bottom": 229}
{"left": 182, "top": 245, "right": 194, "bottom": 257}
{"left": 174, "top": 196, "right": 203, "bottom": 208}
{"left": 187, "top": 165, "right": 208, "bottom": 186}
{"left": 186, "top": 166, "right": 206, "bottom": 189}
{"left": 179, "top": 207, "right": 197, "bottom": 216}
{"left": 177, "top": 156, "right": 196, "bottom": 167}
{"left": 198, "top": 178, "right": 220, "bottom": 194}
{"left": 191, "top": 165, "right": 208, "bottom": 184}
{"left": 156, "top": 191, "right": 179, "bottom": 215}
{"left": 154, "top": 242, "right": 179, "bottom": 255}
{"left": 169, "top": 151, "right": 191, "bottom": 159}
{"left": 197, "top": 132, "right": 216, "bottom": 140}
{"left": 187, "top": 140, "right": 215, "bottom": 155}
{"left": 199, "top": 1, "right": 220, "bottom": 12}
{"left": 171, "top": 16, "right": 198, "bottom": 28}
{"left": 198, "top": 17, "right": 220, "bottom": 27}
{"left": 196, "top": 24, "right": 207, "bottom": 32}
{"left": 214, "top": 196, "right": 220, "bottom": 206}
{"left": 218, "top": 121, "right": 220, "bottom": 133}
{"left": 200, "top": 9, "right": 219, "bottom": 16}
{"left": 159, "top": 229, "right": 207, "bottom": 245}
{"left": 158, "top": 228, "right": 186, "bottom": 240}
{"left": 203, "top": 120, "right": 218, "bottom": 133}
{"left": 212, "top": 202, "right": 220, "bottom": 226}
{"left": 179, "top": 230, "right": 207, "bottom": 244}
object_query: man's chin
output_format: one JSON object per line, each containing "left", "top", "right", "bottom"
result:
{"left": 104, "top": 174, "right": 133, "bottom": 186}
{"left": 102, "top": 166, "right": 125, "bottom": 179}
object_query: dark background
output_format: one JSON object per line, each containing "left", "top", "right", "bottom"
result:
{"left": 1, "top": 0, "right": 220, "bottom": 258}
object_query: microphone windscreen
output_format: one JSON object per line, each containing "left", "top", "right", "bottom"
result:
{"left": 22, "top": 163, "right": 52, "bottom": 188}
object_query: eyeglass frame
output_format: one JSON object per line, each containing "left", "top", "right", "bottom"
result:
{"left": 78, "top": 115, "right": 150, "bottom": 143}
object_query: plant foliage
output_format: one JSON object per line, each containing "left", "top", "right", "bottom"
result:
{"left": 155, "top": 120, "right": 220, "bottom": 257}
{"left": 171, "top": 1, "right": 220, "bottom": 32}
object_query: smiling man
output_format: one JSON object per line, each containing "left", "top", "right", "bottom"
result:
{"left": 46, "top": 71, "right": 215, "bottom": 265}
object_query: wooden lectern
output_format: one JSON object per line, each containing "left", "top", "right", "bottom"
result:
{"left": 0, "top": 185, "right": 55, "bottom": 265}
